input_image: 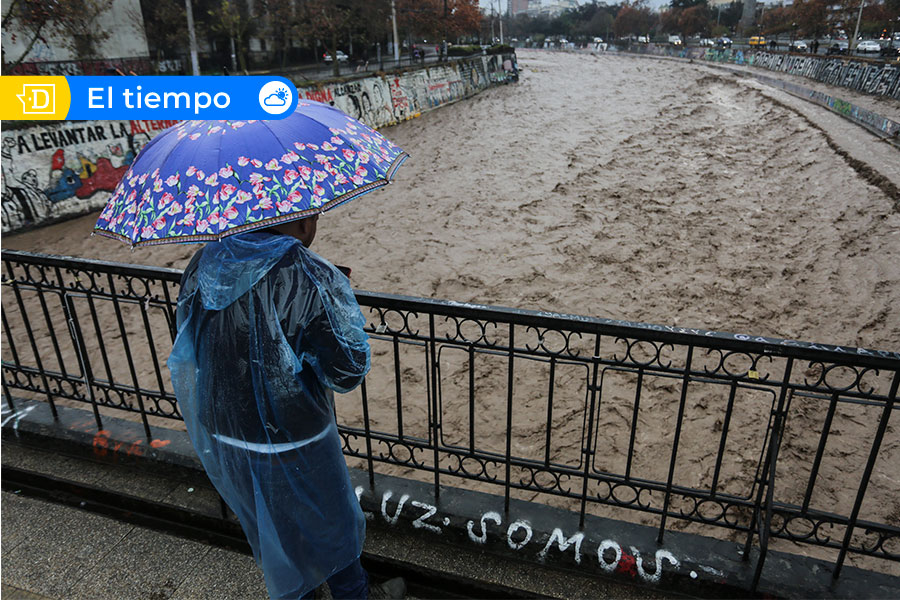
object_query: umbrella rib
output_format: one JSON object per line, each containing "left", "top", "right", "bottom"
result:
{"left": 214, "top": 122, "right": 226, "bottom": 240}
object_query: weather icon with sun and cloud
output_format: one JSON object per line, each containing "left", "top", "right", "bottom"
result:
{"left": 259, "top": 81, "right": 295, "bottom": 115}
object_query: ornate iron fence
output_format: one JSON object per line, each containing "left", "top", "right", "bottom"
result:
{"left": 2, "top": 249, "right": 898, "bottom": 589}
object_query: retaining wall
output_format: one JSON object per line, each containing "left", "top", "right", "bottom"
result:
{"left": 1, "top": 53, "right": 516, "bottom": 234}
{"left": 616, "top": 44, "right": 900, "bottom": 100}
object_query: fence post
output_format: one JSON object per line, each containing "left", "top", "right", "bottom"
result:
{"left": 832, "top": 370, "right": 899, "bottom": 580}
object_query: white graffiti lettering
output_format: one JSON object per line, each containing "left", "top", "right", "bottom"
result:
{"left": 597, "top": 539, "right": 622, "bottom": 572}
{"left": 354, "top": 485, "right": 374, "bottom": 521}
{"left": 631, "top": 546, "right": 680, "bottom": 583}
{"left": 380, "top": 490, "right": 409, "bottom": 525}
{"left": 466, "top": 511, "right": 502, "bottom": 544}
{"left": 506, "top": 520, "right": 533, "bottom": 550}
{"left": 410, "top": 500, "right": 442, "bottom": 533}
{"left": 1, "top": 404, "right": 36, "bottom": 429}
{"left": 537, "top": 528, "right": 584, "bottom": 564}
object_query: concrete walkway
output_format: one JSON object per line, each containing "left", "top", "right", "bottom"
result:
{"left": 1, "top": 439, "right": 672, "bottom": 600}
{"left": 2, "top": 491, "right": 267, "bottom": 599}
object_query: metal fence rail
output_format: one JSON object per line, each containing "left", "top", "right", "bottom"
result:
{"left": 2, "top": 249, "right": 898, "bottom": 589}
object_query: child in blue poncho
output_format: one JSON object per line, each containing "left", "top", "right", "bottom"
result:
{"left": 168, "top": 214, "right": 405, "bottom": 600}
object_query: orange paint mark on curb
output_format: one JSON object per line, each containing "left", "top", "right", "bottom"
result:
{"left": 150, "top": 439, "right": 171, "bottom": 449}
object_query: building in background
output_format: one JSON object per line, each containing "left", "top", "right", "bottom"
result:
{"left": 540, "top": 1, "right": 579, "bottom": 18}
{"left": 2, "top": 0, "right": 149, "bottom": 69}
{"left": 508, "top": 0, "right": 543, "bottom": 17}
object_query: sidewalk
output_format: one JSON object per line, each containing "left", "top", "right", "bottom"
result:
{"left": 1, "top": 438, "right": 671, "bottom": 600}
{"left": 2, "top": 490, "right": 267, "bottom": 599}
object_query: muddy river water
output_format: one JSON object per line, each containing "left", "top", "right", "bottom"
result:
{"left": 4, "top": 49, "right": 899, "bottom": 575}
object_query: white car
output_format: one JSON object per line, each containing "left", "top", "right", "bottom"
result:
{"left": 323, "top": 50, "right": 349, "bottom": 63}
{"left": 856, "top": 40, "right": 882, "bottom": 53}
{"left": 668, "top": 35, "right": 682, "bottom": 46}
{"left": 790, "top": 40, "right": 808, "bottom": 51}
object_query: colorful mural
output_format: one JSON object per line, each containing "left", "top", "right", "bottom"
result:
{"left": 2, "top": 120, "right": 179, "bottom": 232}
{"left": 2, "top": 53, "right": 517, "bottom": 234}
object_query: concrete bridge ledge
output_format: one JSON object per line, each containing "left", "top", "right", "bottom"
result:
{"left": 3, "top": 397, "right": 898, "bottom": 599}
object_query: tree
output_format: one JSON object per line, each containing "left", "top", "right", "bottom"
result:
{"left": 759, "top": 5, "right": 792, "bottom": 36}
{"left": 131, "top": 0, "right": 188, "bottom": 70}
{"left": 790, "top": 0, "right": 829, "bottom": 38}
{"left": 208, "top": 0, "right": 255, "bottom": 73}
{"left": 3, "top": 0, "right": 114, "bottom": 67}
{"left": 444, "top": 0, "right": 481, "bottom": 42}
{"left": 679, "top": 4, "right": 711, "bottom": 36}
{"left": 298, "top": 0, "right": 356, "bottom": 76}
{"left": 614, "top": 2, "right": 658, "bottom": 38}
{"left": 659, "top": 7, "right": 681, "bottom": 34}
{"left": 258, "top": 0, "right": 300, "bottom": 69}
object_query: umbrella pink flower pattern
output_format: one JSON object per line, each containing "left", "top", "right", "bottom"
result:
{"left": 94, "top": 100, "right": 407, "bottom": 246}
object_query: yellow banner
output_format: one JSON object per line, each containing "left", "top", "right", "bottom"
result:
{"left": 0, "top": 76, "right": 71, "bottom": 120}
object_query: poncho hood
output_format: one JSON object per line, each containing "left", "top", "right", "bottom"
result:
{"left": 196, "top": 232, "right": 298, "bottom": 310}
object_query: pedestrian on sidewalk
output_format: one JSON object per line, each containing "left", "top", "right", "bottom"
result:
{"left": 168, "top": 216, "right": 406, "bottom": 600}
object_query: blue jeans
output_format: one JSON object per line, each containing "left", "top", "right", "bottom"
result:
{"left": 302, "top": 558, "right": 369, "bottom": 599}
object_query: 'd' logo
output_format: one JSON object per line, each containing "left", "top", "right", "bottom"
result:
{"left": 17, "top": 83, "right": 56, "bottom": 114}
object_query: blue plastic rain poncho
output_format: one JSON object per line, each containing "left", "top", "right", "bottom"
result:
{"left": 167, "top": 231, "right": 370, "bottom": 599}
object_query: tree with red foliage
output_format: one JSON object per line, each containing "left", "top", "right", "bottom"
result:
{"left": 297, "top": 0, "right": 356, "bottom": 76}
{"left": 614, "top": 1, "right": 658, "bottom": 38}
{"left": 791, "top": 0, "right": 829, "bottom": 38}
{"left": 679, "top": 4, "right": 711, "bottom": 37}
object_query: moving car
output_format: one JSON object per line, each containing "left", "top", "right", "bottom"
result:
{"left": 749, "top": 36, "right": 766, "bottom": 47}
{"left": 715, "top": 37, "right": 732, "bottom": 48}
{"left": 790, "top": 40, "right": 808, "bottom": 51}
{"left": 699, "top": 38, "right": 715, "bottom": 47}
{"left": 323, "top": 50, "right": 349, "bottom": 63}
{"left": 668, "top": 35, "right": 682, "bottom": 46}
{"left": 856, "top": 40, "right": 882, "bottom": 53}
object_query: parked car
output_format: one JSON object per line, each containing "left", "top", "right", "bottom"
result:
{"left": 881, "top": 41, "right": 900, "bottom": 59}
{"left": 749, "top": 36, "right": 766, "bottom": 47}
{"left": 856, "top": 40, "right": 882, "bottom": 53}
{"left": 790, "top": 40, "right": 808, "bottom": 51}
{"left": 826, "top": 41, "right": 849, "bottom": 55}
{"left": 637, "top": 35, "right": 650, "bottom": 43}
{"left": 323, "top": 50, "right": 349, "bottom": 63}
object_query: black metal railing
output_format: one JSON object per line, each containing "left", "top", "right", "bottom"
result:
{"left": 2, "top": 249, "right": 898, "bottom": 588}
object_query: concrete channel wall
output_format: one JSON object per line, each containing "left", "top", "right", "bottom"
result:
{"left": 616, "top": 44, "right": 900, "bottom": 100}
{"left": 1, "top": 53, "right": 517, "bottom": 234}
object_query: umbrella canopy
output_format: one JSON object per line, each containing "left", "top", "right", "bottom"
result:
{"left": 94, "top": 100, "right": 408, "bottom": 247}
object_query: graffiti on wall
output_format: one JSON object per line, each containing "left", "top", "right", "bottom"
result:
{"left": 703, "top": 49, "right": 900, "bottom": 100}
{"left": 1, "top": 120, "right": 179, "bottom": 232}
{"left": 297, "top": 53, "right": 516, "bottom": 130}
{"left": 2, "top": 53, "right": 516, "bottom": 234}
{"left": 355, "top": 485, "right": 726, "bottom": 587}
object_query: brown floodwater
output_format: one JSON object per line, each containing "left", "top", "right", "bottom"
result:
{"left": 4, "top": 49, "right": 899, "bottom": 576}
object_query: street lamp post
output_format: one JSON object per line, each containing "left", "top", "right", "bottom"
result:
{"left": 850, "top": 0, "right": 865, "bottom": 54}
{"left": 391, "top": 0, "right": 400, "bottom": 63}
{"left": 185, "top": 0, "right": 200, "bottom": 76}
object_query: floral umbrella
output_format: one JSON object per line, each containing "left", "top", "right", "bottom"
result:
{"left": 94, "top": 100, "right": 408, "bottom": 247}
